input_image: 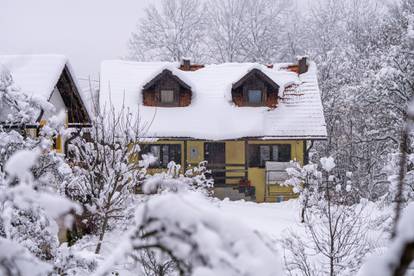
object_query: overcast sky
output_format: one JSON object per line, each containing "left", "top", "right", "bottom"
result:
{"left": 1, "top": 0, "right": 158, "bottom": 80}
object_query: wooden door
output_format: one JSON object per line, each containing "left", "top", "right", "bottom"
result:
{"left": 204, "top": 142, "right": 226, "bottom": 185}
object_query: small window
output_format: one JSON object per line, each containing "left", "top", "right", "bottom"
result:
{"left": 247, "top": 90, "right": 262, "bottom": 105}
{"left": 141, "top": 144, "right": 181, "bottom": 167}
{"left": 249, "top": 144, "right": 291, "bottom": 167}
{"left": 160, "top": 90, "right": 175, "bottom": 104}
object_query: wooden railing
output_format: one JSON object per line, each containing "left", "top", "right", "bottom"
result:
{"left": 264, "top": 168, "right": 296, "bottom": 202}
{"left": 189, "top": 163, "right": 247, "bottom": 186}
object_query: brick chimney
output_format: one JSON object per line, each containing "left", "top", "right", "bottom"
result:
{"left": 181, "top": 58, "right": 191, "bottom": 71}
{"left": 298, "top": 56, "right": 309, "bottom": 74}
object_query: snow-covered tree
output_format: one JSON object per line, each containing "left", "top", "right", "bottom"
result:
{"left": 284, "top": 156, "right": 372, "bottom": 276}
{"left": 93, "top": 191, "right": 283, "bottom": 276}
{"left": 0, "top": 63, "right": 79, "bottom": 267}
{"left": 128, "top": 0, "right": 207, "bottom": 62}
{"left": 0, "top": 148, "right": 80, "bottom": 276}
{"left": 65, "top": 104, "right": 149, "bottom": 254}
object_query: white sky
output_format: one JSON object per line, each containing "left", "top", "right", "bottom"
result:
{"left": 0, "top": 0, "right": 157, "bottom": 80}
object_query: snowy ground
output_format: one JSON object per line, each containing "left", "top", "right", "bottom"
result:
{"left": 215, "top": 198, "right": 302, "bottom": 238}
{"left": 70, "top": 196, "right": 390, "bottom": 275}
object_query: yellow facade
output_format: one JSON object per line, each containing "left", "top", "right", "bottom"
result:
{"left": 142, "top": 139, "right": 305, "bottom": 202}
{"left": 247, "top": 140, "right": 304, "bottom": 202}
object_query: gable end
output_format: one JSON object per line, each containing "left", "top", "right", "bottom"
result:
{"left": 231, "top": 69, "right": 279, "bottom": 108}
{"left": 142, "top": 69, "right": 192, "bottom": 107}
{"left": 54, "top": 66, "right": 91, "bottom": 126}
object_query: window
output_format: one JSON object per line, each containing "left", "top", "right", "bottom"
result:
{"left": 141, "top": 144, "right": 181, "bottom": 167}
{"left": 160, "top": 90, "right": 175, "bottom": 104}
{"left": 248, "top": 144, "right": 291, "bottom": 167}
{"left": 247, "top": 89, "right": 263, "bottom": 105}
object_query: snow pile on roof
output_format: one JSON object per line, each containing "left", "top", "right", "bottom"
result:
{"left": 0, "top": 54, "right": 86, "bottom": 123}
{"left": 0, "top": 55, "right": 70, "bottom": 100}
{"left": 99, "top": 60, "right": 327, "bottom": 140}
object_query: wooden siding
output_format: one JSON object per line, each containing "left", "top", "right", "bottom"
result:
{"left": 231, "top": 69, "right": 279, "bottom": 108}
{"left": 143, "top": 70, "right": 192, "bottom": 107}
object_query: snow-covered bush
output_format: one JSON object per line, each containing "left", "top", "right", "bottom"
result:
{"left": 54, "top": 244, "right": 98, "bottom": 275}
{"left": 0, "top": 237, "right": 53, "bottom": 276}
{"left": 285, "top": 156, "right": 355, "bottom": 222}
{"left": 0, "top": 148, "right": 80, "bottom": 275}
{"left": 65, "top": 105, "right": 147, "bottom": 253}
{"left": 142, "top": 160, "right": 213, "bottom": 195}
{"left": 0, "top": 64, "right": 79, "bottom": 266}
{"left": 94, "top": 191, "right": 282, "bottom": 276}
{"left": 0, "top": 63, "right": 53, "bottom": 125}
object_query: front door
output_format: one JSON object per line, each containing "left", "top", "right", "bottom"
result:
{"left": 204, "top": 142, "right": 226, "bottom": 185}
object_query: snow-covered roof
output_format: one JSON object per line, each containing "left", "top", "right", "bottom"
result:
{"left": 0, "top": 54, "right": 90, "bottom": 124}
{"left": 99, "top": 60, "right": 327, "bottom": 140}
{"left": 0, "top": 55, "right": 75, "bottom": 100}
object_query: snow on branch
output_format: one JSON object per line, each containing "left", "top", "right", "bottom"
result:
{"left": 93, "top": 191, "right": 282, "bottom": 276}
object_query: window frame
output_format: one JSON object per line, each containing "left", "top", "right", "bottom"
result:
{"left": 248, "top": 144, "right": 291, "bottom": 168}
{"left": 141, "top": 143, "right": 182, "bottom": 168}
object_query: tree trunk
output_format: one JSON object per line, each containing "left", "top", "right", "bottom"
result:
{"left": 393, "top": 242, "right": 414, "bottom": 276}
{"left": 392, "top": 129, "right": 408, "bottom": 239}
{"left": 95, "top": 214, "right": 109, "bottom": 254}
{"left": 300, "top": 196, "right": 308, "bottom": 223}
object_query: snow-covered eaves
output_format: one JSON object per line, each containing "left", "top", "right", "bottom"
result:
{"left": 99, "top": 60, "right": 327, "bottom": 141}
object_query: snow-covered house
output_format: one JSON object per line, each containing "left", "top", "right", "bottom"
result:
{"left": 0, "top": 55, "right": 91, "bottom": 153}
{"left": 99, "top": 57, "right": 327, "bottom": 202}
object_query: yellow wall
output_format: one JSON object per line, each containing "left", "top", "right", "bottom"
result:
{"left": 187, "top": 141, "right": 204, "bottom": 164}
{"left": 247, "top": 140, "right": 304, "bottom": 202}
{"left": 142, "top": 139, "right": 305, "bottom": 203}
{"left": 225, "top": 141, "right": 245, "bottom": 185}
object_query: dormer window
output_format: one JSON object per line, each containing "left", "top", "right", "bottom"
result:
{"left": 247, "top": 89, "right": 263, "bottom": 105}
{"left": 160, "top": 90, "right": 175, "bottom": 104}
{"left": 142, "top": 69, "right": 192, "bottom": 107}
{"left": 231, "top": 68, "right": 279, "bottom": 108}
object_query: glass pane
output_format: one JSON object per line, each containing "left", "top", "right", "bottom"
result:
{"left": 278, "top": 144, "right": 291, "bottom": 162}
{"left": 259, "top": 145, "right": 270, "bottom": 166}
{"left": 169, "top": 144, "right": 181, "bottom": 165}
{"left": 248, "top": 145, "right": 260, "bottom": 167}
{"left": 160, "top": 90, "right": 174, "bottom": 103}
{"left": 248, "top": 90, "right": 262, "bottom": 104}
{"left": 150, "top": 145, "right": 160, "bottom": 166}
{"left": 272, "top": 145, "right": 279, "bottom": 161}
{"left": 162, "top": 145, "right": 169, "bottom": 166}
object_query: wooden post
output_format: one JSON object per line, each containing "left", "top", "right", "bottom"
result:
{"left": 298, "top": 57, "right": 308, "bottom": 74}
{"left": 184, "top": 139, "right": 188, "bottom": 170}
{"left": 244, "top": 139, "right": 248, "bottom": 180}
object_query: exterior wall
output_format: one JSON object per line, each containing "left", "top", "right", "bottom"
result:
{"left": 247, "top": 140, "right": 304, "bottom": 202}
{"left": 187, "top": 141, "right": 204, "bottom": 164}
{"left": 142, "top": 139, "right": 305, "bottom": 203}
{"left": 143, "top": 140, "right": 185, "bottom": 174}
{"left": 225, "top": 141, "right": 245, "bottom": 185}
{"left": 143, "top": 71, "right": 192, "bottom": 107}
